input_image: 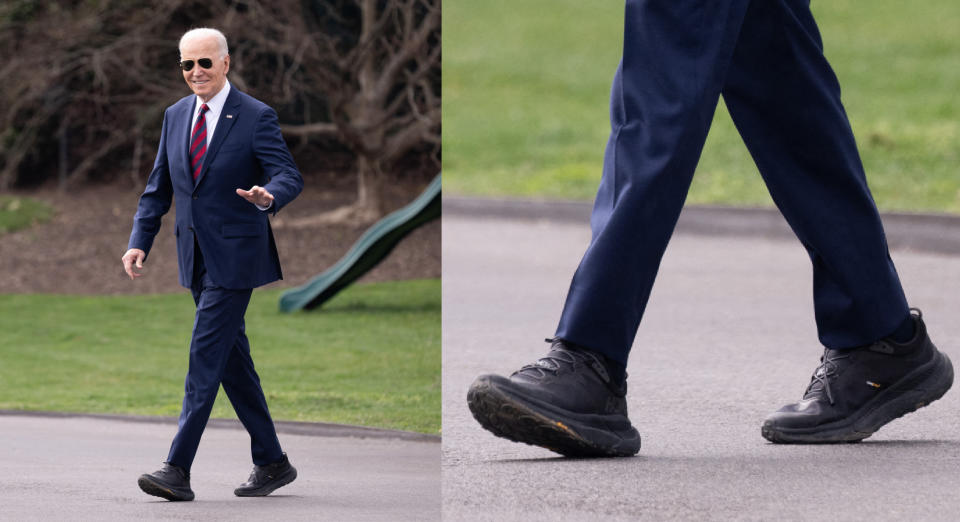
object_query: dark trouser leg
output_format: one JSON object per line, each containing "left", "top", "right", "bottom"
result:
{"left": 721, "top": 0, "right": 909, "bottom": 347}
{"left": 221, "top": 323, "right": 283, "bottom": 466}
{"left": 166, "top": 245, "right": 280, "bottom": 470}
{"left": 556, "top": 0, "right": 752, "bottom": 365}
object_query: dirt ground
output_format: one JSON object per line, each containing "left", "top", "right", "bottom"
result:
{"left": 0, "top": 176, "right": 440, "bottom": 295}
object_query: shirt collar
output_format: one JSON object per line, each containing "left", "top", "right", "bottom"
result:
{"left": 194, "top": 80, "right": 231, "bottom": 116}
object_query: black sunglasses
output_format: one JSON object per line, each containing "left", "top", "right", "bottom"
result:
{"left": 179, "top": 58, "right": 213, "bottom": 71}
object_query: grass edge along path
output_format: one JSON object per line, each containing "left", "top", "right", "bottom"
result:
{"left": 443, "top": 0, "right": 960, "bottom": 213}
{"left": 0, "top": 279, "right": 440, "bottom": 434}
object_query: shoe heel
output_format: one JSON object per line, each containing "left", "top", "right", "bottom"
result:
{"left": 920, "top": 352, "right": 953, "bottom": 405}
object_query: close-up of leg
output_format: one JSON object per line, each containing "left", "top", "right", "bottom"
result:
{"left": 719, "top": 0, "right": 953, "bottom": 443}
{"left": 468, "top": 0, "right": 753, "bottom": 459}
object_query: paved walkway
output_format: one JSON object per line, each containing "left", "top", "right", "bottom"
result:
{"left": 442, "top": 206, "right": 960, "bottom": 521}
{"left": 0, "top": 414, "right": 439, "bottom": 521}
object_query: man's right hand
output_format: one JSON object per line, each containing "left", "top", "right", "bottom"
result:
{"left": 122, "top": 248, "right": 147, "bottom": 280}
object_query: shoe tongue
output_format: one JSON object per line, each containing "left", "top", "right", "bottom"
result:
{"left": 813, "top": 365, "right": 827, "bottom": 379}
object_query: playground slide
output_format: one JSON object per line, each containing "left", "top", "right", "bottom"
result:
{"left": 278, "top": 173, "right": 441, "bottom": 312}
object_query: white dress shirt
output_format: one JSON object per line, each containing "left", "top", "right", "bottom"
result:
{"left": 191, "top": 80, "right": 230, "bottom": 147}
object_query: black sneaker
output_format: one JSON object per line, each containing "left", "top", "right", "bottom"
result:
{"left": 138, "top": 462, "right": 194, "bottom": 501}
{"left": 467, "top": 339, "right": 640, "bottom": 457}
{"left": 763, "top": 309, "right": 953, "bottom": 443}
{"left": 234, "top": 453, "right": 297, "bottom": 497}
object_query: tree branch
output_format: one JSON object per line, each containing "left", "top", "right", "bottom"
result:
{"left": 280, "top": 122, "right": 340, "bottom": 137}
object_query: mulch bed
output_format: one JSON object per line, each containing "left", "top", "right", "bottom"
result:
{"left": 0, "top": 178, "right": 440, "bottom": 295}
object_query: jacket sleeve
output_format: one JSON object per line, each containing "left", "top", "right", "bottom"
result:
{"left": 127, "top": 110, "right": 174, "bottom": 258}
{"left": 252, "top": 106, "right": 304, "bottom": 215}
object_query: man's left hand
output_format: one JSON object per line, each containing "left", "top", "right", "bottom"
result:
{"left": 236, "top": 185, "right": 274, "bottom": 208}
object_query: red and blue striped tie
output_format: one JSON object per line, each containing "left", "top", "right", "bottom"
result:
{"left": 189, "top": 104, "right": 209, "bottom": 180}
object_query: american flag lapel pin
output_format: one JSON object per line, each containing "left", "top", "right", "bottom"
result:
{"left": 226, "top": 114, "right": 233, "bottom": 119}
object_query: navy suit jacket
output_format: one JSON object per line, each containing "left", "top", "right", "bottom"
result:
{"left": 128, "top": 87, "right": 303, "bottom": 290}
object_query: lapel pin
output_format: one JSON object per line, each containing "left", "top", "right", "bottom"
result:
{"left": 225, "top": 114, "right": 233, "bottom": 119}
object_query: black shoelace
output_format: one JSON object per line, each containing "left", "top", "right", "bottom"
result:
{"left": 514, "top": 344, "right": 582, "bottom": 378}
{"left": 513, "top": 338, "right": 612, "bottom": 385}
{"left": 803, "top": 351, "right": 850, "bottom": 405}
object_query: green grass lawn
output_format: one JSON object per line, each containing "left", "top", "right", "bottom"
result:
{"left": 0, "top": 279, "right": 440, "bottom": 434}
{"left": 443, "top": 0, "right": 960, "bottom": 212}
{"left": 0, "top": 195, "right": 53, "bottom": 234}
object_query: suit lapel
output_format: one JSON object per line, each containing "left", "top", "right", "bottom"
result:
{"left": 194, "top": 88, "right": 242, "bottom": 189}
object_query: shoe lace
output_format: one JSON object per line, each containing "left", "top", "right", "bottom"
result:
{"left": 513, "top": 338, "right": 613, "bottom": 385}
{"left": 803, "top": 351, "right": 850, "bottom": 405}
{"left": 513, "top": 340, "right": 583, "bottom": 378}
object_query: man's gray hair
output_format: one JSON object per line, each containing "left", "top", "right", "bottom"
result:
{"left": 179, "top": 28, "right": 229, "bottom": 58}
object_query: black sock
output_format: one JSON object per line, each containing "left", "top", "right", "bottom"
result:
{"left": 889, "top": 314, "right": 916, "bottom": 344}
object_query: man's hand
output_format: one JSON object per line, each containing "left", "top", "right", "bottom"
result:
{"left": 236, "top": 185, "right": 274, "bottom": 209}
{"left": 122, "top": 248, "right": 147, "bottom": 280}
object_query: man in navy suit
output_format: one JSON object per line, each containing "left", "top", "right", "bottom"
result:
{"left": 468, "top": 0, "right": 952, "bottom": 456}
{"left": 123, "top": 28, "right": 303, "bottom": 500}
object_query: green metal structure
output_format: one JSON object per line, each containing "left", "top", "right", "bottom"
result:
{"left": 278, "top": 173, "right": 441, "bottom": 312}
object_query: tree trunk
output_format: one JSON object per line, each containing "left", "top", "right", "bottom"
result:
{"left": 355, "top": 154, "right": 385, "bottom": 218}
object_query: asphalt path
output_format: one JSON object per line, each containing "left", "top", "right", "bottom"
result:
{"left": 442, "top": 207, "right": 960, "bottom": 521}
{"left": 0, "top": 414, "right": 439, "bottom": 521}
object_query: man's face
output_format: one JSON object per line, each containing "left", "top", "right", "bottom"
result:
{"left": 179, "top": 36, "right": 229, "bottom": 102}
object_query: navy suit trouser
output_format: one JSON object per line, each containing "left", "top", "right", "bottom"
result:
{"left": 555, "top": 0, "right": 909, "bottom": 365}
{"left": 167, "top": 241, "right": 284, "bottom": 471}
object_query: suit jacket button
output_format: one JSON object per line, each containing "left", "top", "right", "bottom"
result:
{"left": 192, "top": 195, "right": 198, "bottom": 200}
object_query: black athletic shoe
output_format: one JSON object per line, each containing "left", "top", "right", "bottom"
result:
{"left": 763, "top": 309, "right": 953, "bottom": 443}
{"left": 234, "top": 453, "right": 297, "bottom": 497}
{"left": 138, "top": 462, "right": 194, "bottom": 501}
{"left": 467, "top": 339, "right": 640, "bottom": 457}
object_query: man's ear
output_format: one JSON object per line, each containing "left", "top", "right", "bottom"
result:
{"left": 223, "top": 55, "right": 230, "bottom": 74}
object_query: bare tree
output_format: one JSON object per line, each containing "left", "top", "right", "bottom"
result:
{"left": 0, "top": 0, "right": 439, "bottom": 218}
{"left": 0, "top": 1, "right": 187, "bottom": 190}
{"left": 278, "top": 0, "right": 441, "bottom": 223}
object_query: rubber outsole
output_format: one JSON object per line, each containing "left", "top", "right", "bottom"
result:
{"left": 137, "top": 475, "right": 195, "bottom": 501}
{"left": 466, "top": 375, "right": 640, "bottom": 457}
{"left": 762, "top": 351, "right": 954, "bottom": 443}
{"left": 234, "top": 466, "right": 298, "bottom": 497}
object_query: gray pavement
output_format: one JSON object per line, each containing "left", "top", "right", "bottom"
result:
{"left": 442, "top": 209, "right": 960, "bottom": 521}
{"left": 0, "top": 414, "right": 439, "bottom": 521}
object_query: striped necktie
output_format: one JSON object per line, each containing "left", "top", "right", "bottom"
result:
{"left": 189, "top": 103, "right": 209, "bottom": 180}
